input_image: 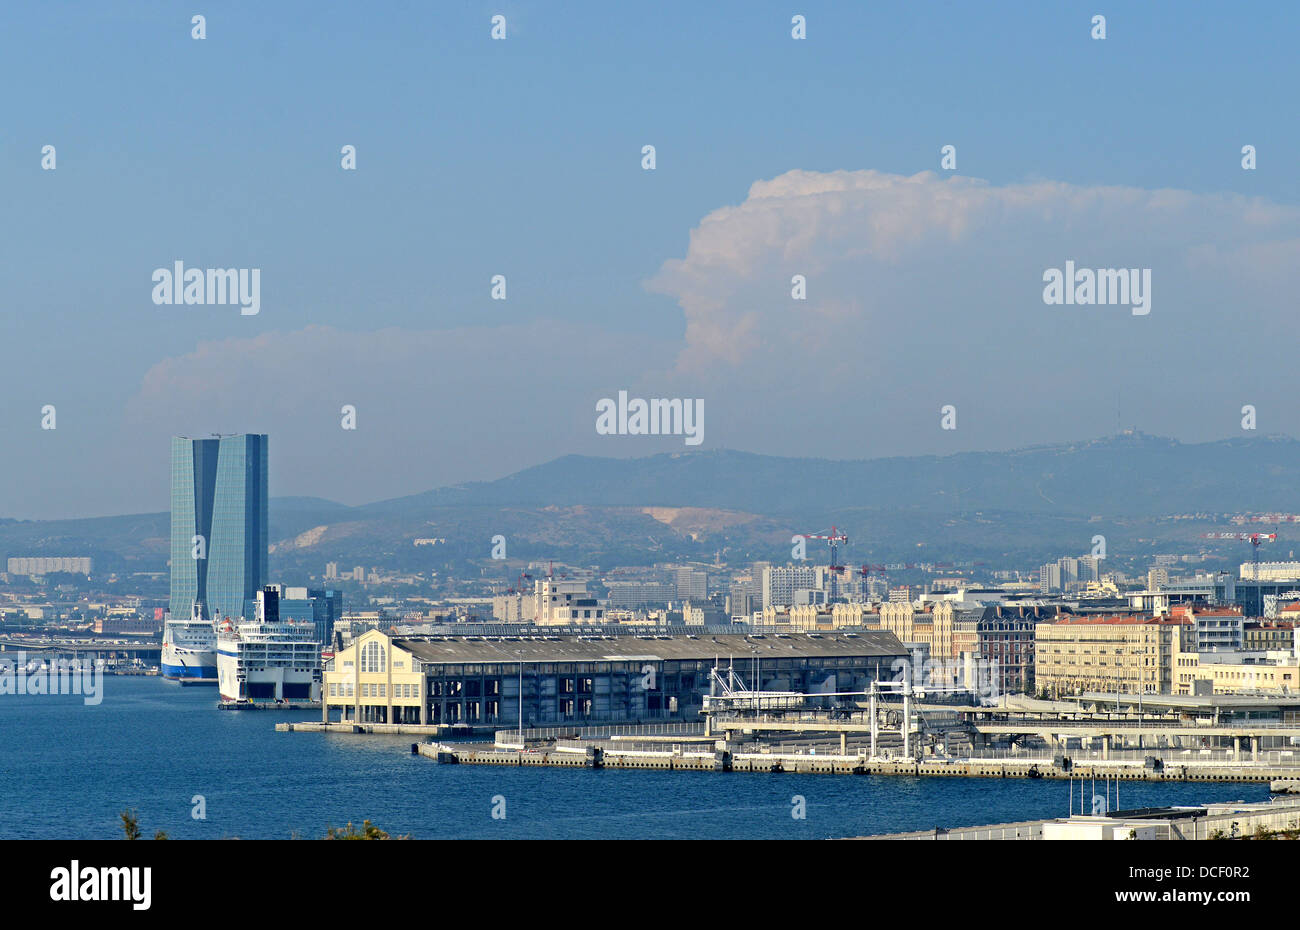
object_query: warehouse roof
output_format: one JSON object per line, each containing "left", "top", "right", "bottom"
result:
{"left": 394, "top": 630, "right": 907, "bottom": 665}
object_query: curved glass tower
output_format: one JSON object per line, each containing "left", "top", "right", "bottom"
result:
{"left": 170, "top": 435, "right": 269, "bottom": 621}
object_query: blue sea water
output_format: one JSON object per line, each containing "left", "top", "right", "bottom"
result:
{"left": 0, "top": 677, "right": 1269, "bottom": 839}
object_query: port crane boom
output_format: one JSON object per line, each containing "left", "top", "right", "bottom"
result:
{"left": 803, "top": 526, "right": 848, "bottom": 601}
{"left": 1201, "top": 532, "right": 1277, "bottom": 571}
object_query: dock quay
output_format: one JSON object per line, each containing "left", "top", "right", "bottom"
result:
{"left": 856, "top": 796, "right": 1300, "bottom": 840}
{"left": 414, "top": 713, "right": 1300, "bottom": 783}
{"left": 276, "top": 717, "right": 700, "bottom": 738}
{"left": 420, "top": 736, "right": 1300, "bottom": 782}
{"left": 277, "top": 720, "right": 486, "bottom": 736}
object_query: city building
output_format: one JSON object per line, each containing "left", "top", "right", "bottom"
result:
{"left": 874, "top": 601, "right": 957, "bottom": 665}
{"left": 1038, "top": 556, "right": 1100, "bottom": 595}
{"left": 274, "top": 585, "right": 343, "bottom": 646}
{"left": 674, "top": 568, "right": 707, "bottom": 601}
{"left": 6, "top": 557, "right": 92, "bottom": 576}
{"left": 605, "top": 581, "right": 676, "bottom": 609}
{"left": 321, "top": 628, "right": 908, "bottom": 726}
{"left": 169, "top": 434, "right": 269, "bottom": 621}
{"left": 1035, "top": 614, "right": 1189, "bottom": 697}
{"left": 1128, "top": 574, "right": 1300, "bottom": 618}
{"left": 762, "top": 565, "right": 823, "bottom": 610}
{"left": 1245, "top": 620, "right": 1296, "bottom": 651}
{"left": 1174, "top": 650, "right": 1300, "bottom": 697}
{"left": 1240, "top": 561, "right": 1300, "bottom": 582}
{"left": 94, "top": 613, "right": 161, "bottom": 635}
{"left": 491, "top": 590, "right": 537, "bottom": 623}
{"left": 1175, "top": 605, "right": 1244, "bottom": 652}
{"left": 793, "top": 588, "right": 827, "bottom": 607}
{"left": 978, "top": 607, "right": 1044, "bottom": 695}
{"left": 533, "top": 577, "right": 605, "bottom": 625}
{"left": 727, "top": 579, "right": 756, "bottom": 619}
{"left": 952, "top": 613, "right": 980, "bottom": 667}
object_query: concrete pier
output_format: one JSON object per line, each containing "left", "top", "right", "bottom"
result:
{"left": 418, "top": 740, "right": 1300, "bottom": 783}
{"left": 276, "top": 721, "right": 489, "bottom": 737}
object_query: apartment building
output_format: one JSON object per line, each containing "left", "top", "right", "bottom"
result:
{"left": 761, "top": 565, "right": 822, "bottom": 610}
{"left": 1175, "top": 650, "right": 1300, "bottom": 696}
{"left": 1035, "top": 614, "right": 1189, "bottom": 697}
{"left": 874, "top": 601, "right": 957, "bottom": 664}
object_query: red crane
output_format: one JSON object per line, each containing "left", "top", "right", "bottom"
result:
{"left": 859, "top": 564, "right": 884, "bottom": 593}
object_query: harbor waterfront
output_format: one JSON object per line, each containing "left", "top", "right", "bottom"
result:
{"left": 0, "top": 676, "right": 1271, "bottom": 840}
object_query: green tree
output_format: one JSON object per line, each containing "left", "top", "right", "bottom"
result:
{"left": 325, "top": 820, "right": 407, "bottom": 840}
{"left": 120, "top": 809, "right": 141, "bottom": 841}
{"left": 120, "top": 809, "right": 168, "bottom": 840}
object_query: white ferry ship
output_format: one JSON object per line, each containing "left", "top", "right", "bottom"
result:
{"left": 216, "top": 587, "right": 321, "bottom": 703}
{"left": 161, "top": 601, "right": 218, "bottom": 682}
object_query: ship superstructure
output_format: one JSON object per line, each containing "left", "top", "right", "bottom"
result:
{"left": 216, "top": 586, "right": 321, "bottom": 703}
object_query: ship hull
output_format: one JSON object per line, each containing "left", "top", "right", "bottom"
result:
{"left": 161, "top": 646, "right": 218, "bottom": 681}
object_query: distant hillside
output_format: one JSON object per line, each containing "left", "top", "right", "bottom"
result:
{"left": 362, "top": 432, "right": 1300, "bottom": 518}
{"left": 3, "top": 433, "right": 1297, "bottom": 576}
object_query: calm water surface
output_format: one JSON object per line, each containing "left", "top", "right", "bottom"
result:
{"left": 0, "top": 677, "right": 1268, "bottom": 839}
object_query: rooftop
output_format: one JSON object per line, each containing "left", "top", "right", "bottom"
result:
{"left": 1048, "top": 614, "right": 1189, "bottom": 626}
{"left": 394, "top": 630, "right": 907, "bottom": 664}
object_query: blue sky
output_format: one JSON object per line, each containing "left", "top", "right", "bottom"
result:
{"left": 3, "top": 1, "right": 1299, "bottom": 518}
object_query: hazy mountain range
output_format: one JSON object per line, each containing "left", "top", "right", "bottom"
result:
{"left": 6, "top": 431, "right": 1300, "bottom": 579}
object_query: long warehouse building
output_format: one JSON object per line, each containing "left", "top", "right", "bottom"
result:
{"left": 322, "top": 628, "right": 909, "bottom": 726}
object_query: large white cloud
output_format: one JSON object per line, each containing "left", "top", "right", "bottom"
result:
{"left": 648, "top": 169, "right": 1300, "bottom": 376}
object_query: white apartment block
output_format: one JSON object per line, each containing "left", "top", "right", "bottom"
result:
{"left": 7, "top": 557, "right": 92, "bottom": 576}
{"left": 674, "top": 568, "right": 707, "bottom": 601}
{"left": 534, "top": 578, "right": 605, "bottom": 624}
{"left": 1241, "top": 562, "right": 1300, "bottom": 582}
{"left": 762, "top": 565, "right": 822, "bottom": 610}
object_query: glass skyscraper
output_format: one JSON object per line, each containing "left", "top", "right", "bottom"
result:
{"left": 170, "top": 434, "right": 269, "bottom": 621}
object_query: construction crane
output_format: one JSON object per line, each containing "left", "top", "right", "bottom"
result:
{"left": 803, "top": 526, "right": 848, "bottom": 602}
{"left": 858, "top": 564, "right": 887, "bottom": 600}
{"left": 506, "top": 570, "right": 532, "bottom": 595}
{"left": 1201, "top": 532, "right": 1277, "bottom": 572}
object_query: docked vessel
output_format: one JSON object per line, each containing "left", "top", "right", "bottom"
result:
{"left": 161, "top": 601, "right": 218, "bottom": 682}
{"left": 216, "top": 587, "right": 321, "bottom": 703}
